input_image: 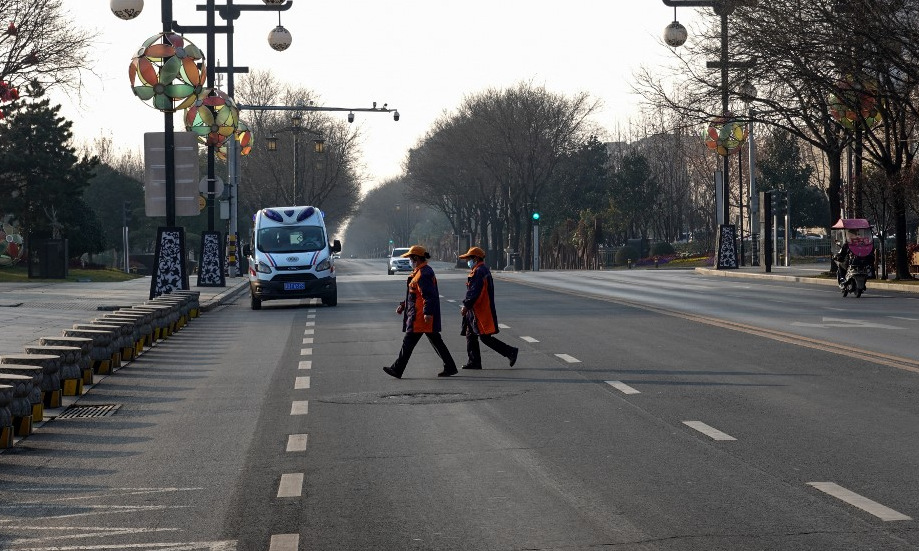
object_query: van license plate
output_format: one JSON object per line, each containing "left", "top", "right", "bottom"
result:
{"left": 284, "top": 282, "right": 306, "bottom": 291}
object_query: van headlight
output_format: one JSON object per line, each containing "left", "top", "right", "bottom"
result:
{"left": 316, "top": 258, "right": 332, "bottom": 272}
{"left": 255, "top": 261, "right": 272, "bottom": 274}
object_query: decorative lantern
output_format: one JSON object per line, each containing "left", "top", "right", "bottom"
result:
{"left": 705, "top": 114, "right": 748, "bottom": 156}
{"left": 129, "top": 32, "right": 205, "bottom": 112}
{"left": 829, "top": 77, "right": 881, "bottom": 130}
{"left": 111, "top": 0, "right": 143, "bottom": 20}
{"left": 268, "top": 25, "right": 292, "bottom": 51}
{"left": 663, "top": 20, "right": 688, "bottom": 47}
{"left": 184, "top": 88, "right": 239, "bottom": 147}
{"left": 217, "top": 120, "right": 253, "bottom": 160}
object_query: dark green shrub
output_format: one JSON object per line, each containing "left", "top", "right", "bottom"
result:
{"left": 615, "top": 245, "right": 640, "bottom": 265}
{"left": 650, "top": 241, "right": 676, "bottom": 256}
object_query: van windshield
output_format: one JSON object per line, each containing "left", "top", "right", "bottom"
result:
{"left": 257, "top": 226, "right": 326, "bottom": 253}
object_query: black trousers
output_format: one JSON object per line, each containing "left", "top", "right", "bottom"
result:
{"left": 391, "top": 332, "right": 456, "bottom": 374}
{"left": 466, "top": 333, "right": 515, "bottom": 366}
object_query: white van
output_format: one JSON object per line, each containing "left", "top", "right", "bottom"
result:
{"left": 243, "top": 206, "right": 342, "bottom": 310}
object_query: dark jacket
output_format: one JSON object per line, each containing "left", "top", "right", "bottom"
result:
{"left": 462, "top": 261, "right": 498, "bottom": 336}
{"left": 403, "top": 261, "right": 441, "bottom": 333}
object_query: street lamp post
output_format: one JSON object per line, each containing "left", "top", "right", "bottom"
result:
{"left": 266, "top": 111, "right": 326, "bottom": 206}
{"left": 662, "top": 0, "right": 756, "bottom": 269}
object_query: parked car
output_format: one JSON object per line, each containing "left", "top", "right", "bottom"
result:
{"left": 388, "top": 247, "right": 412, "bottom": 275}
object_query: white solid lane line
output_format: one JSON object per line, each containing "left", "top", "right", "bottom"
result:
{"left": 682, "top": 421, "right": 736, "bottom": 441}
{"left": 290, "top": 401, "right": 309, "bottom": 415}
{"left": 605, "top": 381, "right": 640, "bottom": 395}
{"left": 287, "top": 434, "right": 308, "bottom": 452}
{"left": 521, "top": 336, "right": 539, "bottom": 343}
{"left": 295, "top": 376, "right": 310, "bottom": 389}
{"left": 270, "top": 534, "right": 300, "bottom": 551}
{"left": 298, "top": 360, "right": 311, "bottom": 370}
{"left": 300, "top": 348, "right": 313, "bottom": 356}
{"left": 555, "top": 354, "right": 580, "bottom": 363}
{"left": 808, "top": 482, "right": 912, "bottom": 521}
{"left": 277, "top": 473, "right": 304, "bottom": 498}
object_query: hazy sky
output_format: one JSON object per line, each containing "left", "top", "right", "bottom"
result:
{"left": 55, "top": 1, "right": 702, "bottom": 190}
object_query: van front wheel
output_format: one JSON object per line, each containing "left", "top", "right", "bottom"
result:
{"left": 251, "top": 295, "right": 262, "bottom": 310}
{"left": 322, "top": 291, "right": 337, "bottom": 307}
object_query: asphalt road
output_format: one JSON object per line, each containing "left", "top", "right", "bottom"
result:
{"left": 1, "top": 259, "right": 918, "bottom": 550}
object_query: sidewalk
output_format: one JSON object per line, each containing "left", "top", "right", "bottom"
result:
{"left": 695, "top": 260, "right": 919, "bottom": 293}
{"left": 0, "top": 276, "right": 249, "bottom": 357}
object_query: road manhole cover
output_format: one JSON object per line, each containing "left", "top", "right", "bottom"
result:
{"left": 320, "top": 389, "right": 527, "bottom": 405}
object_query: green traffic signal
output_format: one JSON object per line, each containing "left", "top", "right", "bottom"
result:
{"left": 532, "top": 212, "right": 540, "bottom": 221}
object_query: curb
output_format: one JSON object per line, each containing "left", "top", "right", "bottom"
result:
{"left": 200, "top": 280, "right": 249, "bottom": 312}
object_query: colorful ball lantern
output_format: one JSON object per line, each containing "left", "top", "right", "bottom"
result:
{"left": 217, "top": 120, "right": 253, "bottom": 161}
{"left": 268, "top": 25, "right": 292, "bottom": 51}
{"left": 184, "top": 88, "right": 239, "bottom": 147}
{"left": 0, "top": 221, "right": 24, "bottom": 267}
{"left": 829, "top": 77, "right": 881, "bottom": 130}
{"left": 705, "top": 114, "right": 748, "bottom": 156}
{"left": 129, "top": 32, "right": 206, "bottom": 113}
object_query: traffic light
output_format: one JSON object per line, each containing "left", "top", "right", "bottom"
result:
{"left": 769, "top": 190, "right": 787, "bottom": 214}
{"left": 122, "top": 201, "right": 133, "bottom": 226}
{"left": 532, "top": 211, "right": 540, "bottom": 222}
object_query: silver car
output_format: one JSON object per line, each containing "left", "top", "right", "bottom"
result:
{"left": 387, "top": 247, "right": 412, "bottom": 275}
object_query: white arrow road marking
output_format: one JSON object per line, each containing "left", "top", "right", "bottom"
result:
{"left": 683, "top": 421, "right": 736, "bottom": 441}
{"left": 808, "top": 482, "right": 911, "bottom": 521}
{"left": 605, "top": 381, "right": 640, "bottom": 395}
{"left": 791, "top": 317, "right": 902, "bottom": 329}
{"left": 269, "top": 534, "right": 299, "bottom": 551}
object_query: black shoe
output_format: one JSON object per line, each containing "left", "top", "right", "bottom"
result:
{"left": 383, "top": 366, "right": 402, "bottom": 379}
{"left": 461, "top": 363, "right": 482, "bottom": 370}
{"left": 438, "top": 366, "right": 458, "bottom": 377}
{"left": 508, "top": 348, "right": 519, "bottom": 367}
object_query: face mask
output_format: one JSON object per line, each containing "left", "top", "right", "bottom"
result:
{"left": 467, "top": 259, "right": 476, "bottom": 269}
{"left": 409, "top": 259, "right": 418, "bottom": 269}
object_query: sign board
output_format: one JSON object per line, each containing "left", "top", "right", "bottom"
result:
{"left": 199, "top": 175, "right": 225, "bottom": 196}
{"left": 144, "top": 132, "right": 200, "bottom": 217}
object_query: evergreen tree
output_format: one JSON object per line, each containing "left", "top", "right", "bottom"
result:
{"left": 757, "top": 129, "right": 827, "bottom": 232}
{"left": 0, "top": 83, "right": 101, "bottom": 256}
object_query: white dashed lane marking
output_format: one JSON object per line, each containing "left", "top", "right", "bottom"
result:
{"left": 521, "top": 336, "right": 539, "bottom": 343}
{"left": 499, "top": 324, "right": 511, "bottom": 329}
{"left": 308, "top": 314, "right": 316, "bottom": 319}
{"left": 605, "top": 381, "right": 640, "bottom": 395}
{"left": 270, "top": 534, "right": 300, "bottom": 551}
{"left": 683, "top": 421, "right": 736, "bottom": 441}
{"left": 291, "top": 401, "right": 309, "bottom": 415}
{"left": 299, "top": 360, "right": 311, "bottom": 370}
{"left": 304, "top": 329, "right": 314, "bottom": 335}
{"left": 306, "top": 321, "right": 315, "bottom": 327}
{"left": 302, "top": 337, "right": 313, "bottom": 344}
{"left": 808, "top": 482, "right": 911, "bottom": 521}
{"left": 300, "top": 348, "right": 313, "bottom": 356}
{"left": 277, "top": 473, "right": 304, "bottom": 498}
{"left": 555, "top": 354, "right": 580, "bottom": 363}
{"left": 295, "top": 376, "right": 310, "bottom": 389}
{"left": 286, "top": 434, "right": 308, "bottom": 452}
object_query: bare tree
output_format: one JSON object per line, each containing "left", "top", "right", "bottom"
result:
{"left": 0, "top": 0, "right": 94, "bottom": 101}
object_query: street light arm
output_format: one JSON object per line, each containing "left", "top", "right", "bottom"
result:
{"left": 239, "top": 104, "right": 399, "bottom": 114}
